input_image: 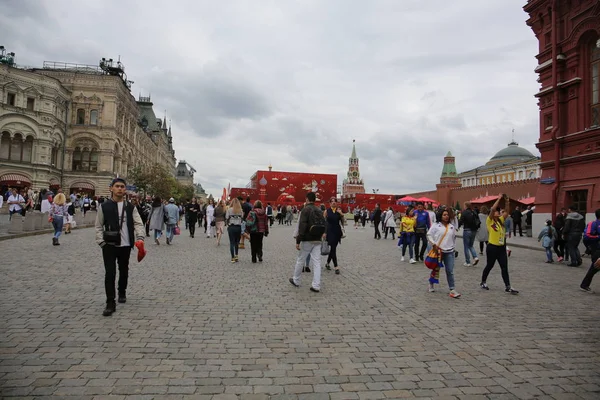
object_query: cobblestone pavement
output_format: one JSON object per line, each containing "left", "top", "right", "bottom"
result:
{"left": 1, "top": 223, "right": 599, "bottom": 400}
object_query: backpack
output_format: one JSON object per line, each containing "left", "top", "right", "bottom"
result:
{"left": 67, "top": 203, "right": 75, "bottom": 215}
{"left": 307, "top": 206, "right": 326, "bottom": 236}
{"left": 583, "top": 220, "right": 600, "bottom": 247}
{"left": 245, "top": 211, "right": 258, "bottom": 232}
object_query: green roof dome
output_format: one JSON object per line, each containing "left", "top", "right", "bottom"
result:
{"left": 486, "top": 142, "right": 536, "bottom": 166}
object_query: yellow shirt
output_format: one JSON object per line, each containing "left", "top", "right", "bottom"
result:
{"left": 401, "top": 216, "right": 416, "bottom": 233}
{"left": 487, "top": 216, "right": 505, "bottom": 246}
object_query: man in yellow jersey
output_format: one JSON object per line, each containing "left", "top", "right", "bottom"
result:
{"left": 480, "top": 194, "right": 519, "bottom": 294}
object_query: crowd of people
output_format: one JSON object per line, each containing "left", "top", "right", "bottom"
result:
{"left": 5, "top": 181, "right": 598, "bottom": 315}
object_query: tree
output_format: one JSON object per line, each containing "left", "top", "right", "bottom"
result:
{"left": 455, "top": 200, "right": 461, "bottom": 211}
{"left": 128, "top": 163, "right": 196, "bottom": 203}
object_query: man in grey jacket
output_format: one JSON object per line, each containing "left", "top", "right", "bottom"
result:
{"left": 95, "top": 178, "right": 145, "bottom": 316}
{"left": 164, "top": 198, "right": 180, "bottom": 245}
{"left": 563, "top": 205, "right": 585, "bottom": 267}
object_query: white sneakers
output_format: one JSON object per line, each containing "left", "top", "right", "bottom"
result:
{"left": 401, "top": 256, "right": 405, "bottom": 262}
{"left": 463, "top": 262, "right": 472, "bottom": 267}
{"left": 409, "top": 259, "right": 416, "bottom": 264}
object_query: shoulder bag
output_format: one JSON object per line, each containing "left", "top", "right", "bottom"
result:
{"left": 424, "top": 225, "right": 449, "bottom": 270}
{"left": 103, "top": 202, "right": 126, "bottom": 245}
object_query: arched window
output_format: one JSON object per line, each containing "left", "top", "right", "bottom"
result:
{"left": 0, "top": 132, "right": 10, "bottom": 159}
{"left": 76, "top": 109, "right": 85, "bottom": 125}
{"left": 51, "top": 147, "right": 59, "bottom": 166}
{"left": 72, "top": 147, "right": 98, "bottom": 172}
{"left": 90, "top": 110, "right": 98, "bottom": 125}
{"left": 592, "top": 40, "right": 600, "bottom": 126}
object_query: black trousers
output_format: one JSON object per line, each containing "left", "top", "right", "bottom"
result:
{"left": 567, "top": 234, "right": 582, "bottom": 265}
{"left": 479, "top": 241, "right": 488, "bottom": 253}
{"left": 374, "top": 221, "right": 381, "bottom": 239}
{"left": 250, "top": 233, "right": 264, "bottom": 262}
{"left": 102, "top": 245, "right": 131, "bottom": 304}
{"left": 581, "top": 249, "right": 599, "bottom": 288}
{"left": 385, "top": 227, "right": 396, "bottom": 239}
{"left": 482, "top": 244, "right": 510, "bottom": 287}
{"left": 414, "top": 232, "right": 428, "bottom": 259}
{"left": 327, "top": 242, "right": 339, "bottom": 267}
{"left": 553, "top": 238, "right": 565, "bottom": 258}
{"left": 513, "top": 221, "right": 523, "bottom": 236}
{"left": 188, "top": 217, "right": 197, "bottom": 236}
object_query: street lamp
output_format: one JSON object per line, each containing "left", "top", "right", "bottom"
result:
{"left": 372, "top": 189, "right": 379, "bottom": 194}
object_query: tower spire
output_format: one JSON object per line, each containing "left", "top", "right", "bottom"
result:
{"left": 342, "top": 140, "right": 365, "bottom": 197}
{"left": 351, "top": 139, "right": 357, "bottom": 159}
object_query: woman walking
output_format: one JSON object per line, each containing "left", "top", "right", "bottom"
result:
{"left": 325, "top": 199, "right": 345, "bottom": 274}
{"left": 226, "top": 198, "right": 244, "bottom": 263}
{"left": 148, "top": 196, "right": 165, "bottom": 245}
{"left": 476, "top": 206, "right": 489, "bottom": 255}
{"left": 426, "top": 208, "right": 461, "bottom": 298}
{"left": 206, "top": 198, "right": 216, "bottom": 238}
{"left": 480, "top": 194, "right": 519, "bottom": 294}
{"left": 400, "top": 209, "right": 417, "bottom": 263}
{"left": 246, "top": 200, "right": 269, "bottom": 263}
{"left": 186, "top": 198, "right": 200, "bottom": 238}
{"left": 49, "top": 193, "right": 68, "bottom": 246}
{"left": 384, "top": 207, "right": 397, "bottom": 239}
{"left": 214, "top": 199, "right": 227, "bottom": 246}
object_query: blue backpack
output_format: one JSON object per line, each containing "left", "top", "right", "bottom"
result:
{"left": 583, "top": 220, "right": 600, "bottom": 248}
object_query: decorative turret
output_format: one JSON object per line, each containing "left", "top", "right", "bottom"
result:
{"left": 440, "top": 151, "right": 459, "bottom": 183}
{"left": 342, "top": 140, "right": 365, "bottom": 196}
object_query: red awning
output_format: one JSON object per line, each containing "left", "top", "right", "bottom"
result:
{"left": 0, "top": 173, "right": 32, "bottom": 185}
{"left": 471, "top": 195, "right": 499, "bottom": 204}
{"left": 70, "top": 182, "right": 95, "bottom": 190}
{"left": 416, "top": 197, "right": 436, "bottom": 203}
{"left": 519, "top": 197, "right": 535, "bottom": 205}
{"left": 398, "top": 196, "right": 419, "bottom": 202}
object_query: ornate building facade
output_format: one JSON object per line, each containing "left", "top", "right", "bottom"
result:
{"left": 524, "top": 0, "right": 600, "bottom": 230}
{"left": 342, "top": 140, "right": 365, "bottom": 196}
{"left": 458, "top": 142, "right": 541, "bottom": 187}
{"left": 175, "top": 160, "right": 195, "bottom": 186}
{"left": 0, "top": 58, "right": 177, "bottom": 196}
{"left": 0, "top": 64, "right": 70, "bottom": 191}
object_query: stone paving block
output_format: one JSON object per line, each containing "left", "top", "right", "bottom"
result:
{"left": 0, "top": 228, "right": 599, "bottom": 400}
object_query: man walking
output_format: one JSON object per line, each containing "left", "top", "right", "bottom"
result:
{"left": 580, "top": 209, "right": 600, "bottom": 292}
{"left": 414, "top": 202, "right": 431, "bottom": 261}
{"left": 164, "top": 198, "right": 180, "bottom": 245}
{"left": 563, "top": 205, "right": 585, "bottom": 267}
{"left": 95, "top": 178, "right": 145, "bottom": 316}
{"left": 7, "top": 188, "right": 24, "bottom": 220}
{"left": 373, "top": 203, "right": 382, "bottom": 239}
{"left": 289, "top": 192, "right": 326, "bottom": 292}
{"left": 511, "top": 206, "right": 523, "bottom": 237}
{"left": 459, "top": 201, "right": 480, "bottom": 267}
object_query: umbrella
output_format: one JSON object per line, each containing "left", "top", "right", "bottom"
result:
{"left": 416, "top": 197, "right": 437, "bottom": 203}
{"left": 470, "top": 195, "right": 499, "bottom": 204}
{"left": 519, "top": 197, "right": 535, "bottom": 205}
{"left": 398, "top": 196, "right": 419, "bottom": 202}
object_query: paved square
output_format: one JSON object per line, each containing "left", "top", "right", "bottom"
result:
{"left": 1, "top": 224, "right": 599, "bottom": 399}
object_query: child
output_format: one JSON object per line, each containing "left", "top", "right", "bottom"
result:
{"left": 538, "top": 219, "right": 557, "bottom": 263}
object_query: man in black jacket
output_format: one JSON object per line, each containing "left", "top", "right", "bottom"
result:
{"left": 459, "top": 201, "right": 480, "bottom": 266}
{"left": 563, "top": 205, "right": 586, "bottom": 267}
{"left": 511, "top": 206, "right": 523, "bottom": 236}
{"left": 289, "top": 192, "right": 325, "bottom": 292}
{"left": 95, "top": 178, "right": 145, "bottom": 316}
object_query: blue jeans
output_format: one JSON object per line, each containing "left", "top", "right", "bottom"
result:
{"left": 52, "top": 216, "right": 64, "bottom": 238}
{"left": 441, "top": 251, "right": 456, "bottom": 290}
{"left": 463, "top": 229, "right": 478, "bottom": 264}
{"left": 402, "top": 232, "right": 415, "bottom": 258}
{"left": 545, "top": 247, "right": 553, "bottom": 262}
{"left": 166, "top": 224, "right": 176, "bottom": 241}
{"left": 154, "top": 229, "right": 162, "bottom": 240}
{"left": 228, "top": 225, "right": 241, "bottom": 258}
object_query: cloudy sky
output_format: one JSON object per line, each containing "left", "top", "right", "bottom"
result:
{"left": 1, "top": 0, "right": 541, "bottom": 197}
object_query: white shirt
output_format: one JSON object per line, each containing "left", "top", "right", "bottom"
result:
{"left": 427, "top": 222, "right": 457, "bottom": 252}
{"left": 7, "top": 195, "right": 24, "bottom": 212}
{"left": 116, "top": 201, "right": 130, "bottom": 247}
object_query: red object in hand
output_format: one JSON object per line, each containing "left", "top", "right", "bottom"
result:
{"left": 135, "top": 240, "right": 146, "bottom": 262}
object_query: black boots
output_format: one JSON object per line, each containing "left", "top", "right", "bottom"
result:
{"left": 102, "top": 303, "right": 116, "bottom": 316}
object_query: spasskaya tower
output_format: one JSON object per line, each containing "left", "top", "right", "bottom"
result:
{"left": 342, "top": 140, "right": 365, "bottom": 196}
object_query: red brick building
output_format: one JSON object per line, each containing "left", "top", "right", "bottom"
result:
{"left": 524, "top": 0, "right": 600, "bottom": 229}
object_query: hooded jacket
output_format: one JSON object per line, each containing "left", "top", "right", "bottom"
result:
{"left": 249, "top": 207, "right": 269, "bottom": 235}
{"left": 563, "top": 212, "right": 585, "bottom": 237}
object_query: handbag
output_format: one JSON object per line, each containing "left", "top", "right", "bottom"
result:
{"left": 103, "top": 203, "right": 126, "bottom": 245}
{"left": 174, "top": 226, "right": 181, "bottom": 235}
{"left": 210, "top": 220, "right": 216, "bottom": 227}
{"left": 320, "top": 239, "right": 331, "bottom": 256}
{"left": 424, "top": 225, "right": 449, "bottom": 270}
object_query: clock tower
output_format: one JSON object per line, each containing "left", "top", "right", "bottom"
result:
{"left": 342, "top": 140, "right": 365, "bottom": 196}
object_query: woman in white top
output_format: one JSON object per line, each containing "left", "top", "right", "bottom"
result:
{"left": 426, "top": 208, "right": 461, "bottom": 298}
{"left": 205, "top": 198, "right": 216, "bottom": 238}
